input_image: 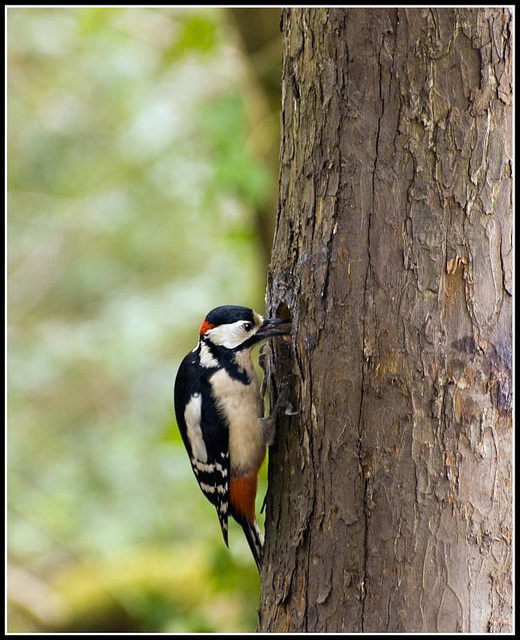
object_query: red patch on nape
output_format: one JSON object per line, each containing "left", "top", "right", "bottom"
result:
{"left": 199, "top": 320, "right": 216, "bottom": 336}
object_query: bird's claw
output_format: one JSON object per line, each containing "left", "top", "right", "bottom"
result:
{"left": 281, "top": 400, "right": 299, "bottom": 416}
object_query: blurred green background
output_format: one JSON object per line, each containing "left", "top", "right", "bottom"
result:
{"left": 7, "top": 7, "right": 281, "bottom": 633}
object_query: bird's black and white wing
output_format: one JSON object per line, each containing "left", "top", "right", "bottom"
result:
{"left": 174, "top": 349, "right": 231, "bottom": 544}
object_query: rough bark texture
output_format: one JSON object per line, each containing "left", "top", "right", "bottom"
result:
{"left": 259, "top": 8, "right": 512, "bottom": 633}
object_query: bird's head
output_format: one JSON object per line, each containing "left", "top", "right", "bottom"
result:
{"left": 199, "top": 305, "right": 291, "bottom": 351}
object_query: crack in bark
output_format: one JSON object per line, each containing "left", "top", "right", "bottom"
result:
{"left": 303, "top": 366, "right": 315, "bottom": 632}
{"left": 358, "top": 27, "right": 386, "bottom": 633}
{"left": 321, "top": 221, "right": 336, "bottom": 304}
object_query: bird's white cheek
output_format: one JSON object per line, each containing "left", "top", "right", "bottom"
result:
{"left": 207, "top": 323, "right": 246, "bottom": 349}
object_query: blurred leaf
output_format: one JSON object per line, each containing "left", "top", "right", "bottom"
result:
{"left": 176, "top": 13, "right": 218, "bottom": 54}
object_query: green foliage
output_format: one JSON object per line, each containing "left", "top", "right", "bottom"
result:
{"left": 164, "top": 13, "right": 219, "bottom": 62}
{"left": 198, "top": 93, "right": 273, "bottom": 211}
{"left": 8, "top": 7, "right": 276, "bottom": 633}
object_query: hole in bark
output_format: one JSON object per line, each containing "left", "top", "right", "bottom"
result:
{"left": 275, "top": 301, "right": 292, "bottom": 322}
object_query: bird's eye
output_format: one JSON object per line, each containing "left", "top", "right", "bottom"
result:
{"left": 244, "top": 322, "right": 253, "bottom": 332}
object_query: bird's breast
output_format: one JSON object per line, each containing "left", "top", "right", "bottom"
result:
{"left": 209, "top": 362, "right": 264, "bottom": 477}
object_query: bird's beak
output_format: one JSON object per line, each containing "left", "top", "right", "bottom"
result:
{"left": 255, "top": 317, "right": 292, "bottom": 340}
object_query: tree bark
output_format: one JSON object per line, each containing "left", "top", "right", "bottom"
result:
{"left": 259, "top": 8, "right": 512, "bottom": 633}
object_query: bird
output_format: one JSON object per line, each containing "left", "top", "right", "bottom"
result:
{"left": 173, "top": 305, "right": 291, "bottom": 569}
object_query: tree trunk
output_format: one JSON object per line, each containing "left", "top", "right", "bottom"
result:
{"left": 259, "top": 8, "right": 512, "bottom": 633}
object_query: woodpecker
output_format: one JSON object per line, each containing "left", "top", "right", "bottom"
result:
{"left": 173, "top": 305, "right": 291, "bottom": 570}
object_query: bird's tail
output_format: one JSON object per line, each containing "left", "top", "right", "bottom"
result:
{"left": 241, "top": 519, "right": 264, "bottom": 571}
{"left": 229, "top": 472, "right": 264, "bottom": 570}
